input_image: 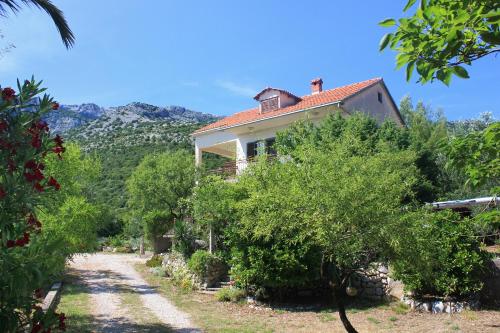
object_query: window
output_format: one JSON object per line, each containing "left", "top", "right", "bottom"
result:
{"left": 377, "top": 92, "right": 383, "bottom": 103}
{"left": 246, "top": 137, "right": 276, "bottom": 159}
{"left": 260, "top": 96, "right": 279, "bottom": 113}
{"left": 265, "top": 137, "right": 276, "bottom": 155}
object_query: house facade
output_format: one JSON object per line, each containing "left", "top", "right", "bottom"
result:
{"left": 192, "top": 77, "right": 404, "bottom": 174}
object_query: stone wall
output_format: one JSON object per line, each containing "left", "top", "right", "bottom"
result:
{"left": 351, "top": 263, "right": 392, "bottom": 300}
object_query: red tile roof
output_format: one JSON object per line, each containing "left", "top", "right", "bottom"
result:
{"left": 193, "top": 77, "right": 383, "bottom": 135}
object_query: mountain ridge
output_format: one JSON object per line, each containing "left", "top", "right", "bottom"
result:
{"left": 44, "top": 102, "right": 219, "bottom": 134}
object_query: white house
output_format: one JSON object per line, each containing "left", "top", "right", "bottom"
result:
{"left": 192, "top": 77, "right": 404, "bottom": 174}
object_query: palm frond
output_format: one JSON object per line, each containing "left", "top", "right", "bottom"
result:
{"left": 0, "top": 0, "right": 74, "bottom": 48}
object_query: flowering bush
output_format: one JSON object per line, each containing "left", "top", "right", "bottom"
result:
{"left": 0, "top": 79, "right": 68, "bottom": 332}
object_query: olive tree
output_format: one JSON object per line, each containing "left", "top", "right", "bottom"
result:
{"left": 233, "top": 116, "right": 420, "bottom": 332}
{"left": 126, "top": 151, "right": 195, "bottom": 250}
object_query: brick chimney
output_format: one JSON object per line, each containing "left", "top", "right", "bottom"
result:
{"left": 311, "top": 78, "right": 323, "bottom": 95}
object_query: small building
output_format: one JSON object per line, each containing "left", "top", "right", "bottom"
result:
{"left": 192, "top": 77, "right": 404, "bottom": 174}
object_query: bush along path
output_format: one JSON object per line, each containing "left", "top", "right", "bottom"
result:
{"left": 65, "top": 253, "right": 200, "bottom": 333}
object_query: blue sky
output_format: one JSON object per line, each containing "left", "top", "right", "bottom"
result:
{"left": 0, "top": 0, "right": 498, "bottom": 120}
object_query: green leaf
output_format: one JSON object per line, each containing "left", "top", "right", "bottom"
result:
{"left": 403, "top": 0, "right": 417, "bottom": 12}
{"left": 480, "top": 32, "right": 500, "bottom": 45}
{"left": 379, "top": 33, "right": 393, "bottom": 51}
{"left": 452, "top": 66, "right": 470, "bottom": 79}
{"left": 419, "top": 0, "right": 427, "bottom": 11}
{"left": 436, "top": 69, "right": 452, "bottom": 86}
{"left": 379, "top": 18, "right": 397, "bottom": 27}
{"left": 396, "top": 53, "right": 411, "bottom": 69}
{"left": 406, "top": 61, "right": 415, "bottom": 81}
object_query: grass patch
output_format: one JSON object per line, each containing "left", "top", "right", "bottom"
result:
{"left": 389, "top": 316, "right": 398, "bottom": 322}
{"left": 367, "top": 317, "right": 381, "bottom": 324}
{"left": 391, "top": 302, "right": 410, "bottom": 315}
{"left": 57, "top": 273, "right": 94, "bottom": 333}
{"left": 318, "top": 311, "right": 336, "bottom": 322}
{"left": 462, "top": 310, "right": 478, "bottom": 321}
{"left": 451, "top": 324, "right": 460, "bottom": 331}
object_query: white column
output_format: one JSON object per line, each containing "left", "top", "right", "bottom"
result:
{"left": 195, "top": 141, "right": 202, "bottom": 167}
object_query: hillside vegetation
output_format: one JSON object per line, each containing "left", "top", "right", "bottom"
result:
{"left": 48, "top": 102, "right": 219, "bottom": 232}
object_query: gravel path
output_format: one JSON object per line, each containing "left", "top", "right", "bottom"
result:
{"left": 69, "top": 253, "right": 200, "bottom": 333}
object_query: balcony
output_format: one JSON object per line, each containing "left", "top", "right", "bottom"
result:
{"left": 205, "top": 155, "right": 277, "bottom": 178}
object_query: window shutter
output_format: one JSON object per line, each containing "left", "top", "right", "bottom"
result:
{"left": 247, "top": 141, "right": 257, "bottom": 159}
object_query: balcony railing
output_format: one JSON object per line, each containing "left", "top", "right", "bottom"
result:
{"left": 206, "top": 155, "right": 277, "bottom": 178}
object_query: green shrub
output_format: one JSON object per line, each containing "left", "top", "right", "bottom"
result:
{"left": 149, "top": 266, "right": 167, "bottom": 277}
{"left": 115, "top": 246, "right": 133, "bottom": 253}
{"left": 109, "top": 235, "right": 125, "bottom": 247}
{"left": 392, "top": 209, "right": 491, "bottom": 298}
{"left": 146, "top": 254, "right": 163, "bottom": 267}
{"left": 173, "top": 220, "right": 196, "bottom": 258}
{"left": 215, "top": 287, "right": 246, "bottom": 302}
{"left": 187, "top": 250, "right": 222, "bottom": 279}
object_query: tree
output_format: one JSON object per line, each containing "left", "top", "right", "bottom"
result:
{"left": 391, "top": 208, "right": 490, "bottom": 298}
{"left": 126, "top": 151, "right": 195, "bottom": 250}
{"left": 446, "top": 122, "right": 500, "bottom": 190}
{"left": 230, "top": 115, "right": 420, "bottom": 333}
{"left": 0, "top": 0, "right": 74, "bottom": 48}
{"left": 379, "top": 0, "right": 500, "bottom": 85}
{"left": 193, "top": 175, "right": 242, "bottom": 253}
{"left": 299, "top": 141, "right": 418, "bottom": 333}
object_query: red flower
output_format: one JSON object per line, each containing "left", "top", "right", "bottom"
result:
{"left": 6, "top": 240, "right": 15, "bottom": 248}
{"left": 1, "top": 87, "right": 16, "bottom": 101}
{"left": 14, "top": 232, "right": 31, "bottom": 247}
{"left": 0, "top": 120, "right": 7, "bottom": 132}
{"left": 34, "top": 288, "right": 43, "bottom": 298}
{"left": 27, "top": 214, "right": 42, "bottom": 229}
{"left": 33, "top": 182, "right": 44, "bottom": 192}
{"left": 47, "top": 177, "right": 61, "bottom": 190}
{"left": 31, "top": 135, "right": 42, "bottom": 149}
{"left": 25, "top": 160, "right": 37, "bottom": 169}
{"left": 35, "top": 120, "right": 49, "bottom": 132}
{"left": 31, "top": 323, "right": 42, "bottom": 333}
{"left": 0, "top": 186, "right": 5, "bottom": 199}
{"left": 52, "top": 102, "right": 59, "bottom": 110}
{"left": 54, "top": 135, "right": 64, "bottom": 146}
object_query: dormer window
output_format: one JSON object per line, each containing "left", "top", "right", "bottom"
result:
{"left": 254, "top": 87, "right": 301, "bottom": 115}
{"left": 260, "top": 96, "right": 279, "bottom": 113}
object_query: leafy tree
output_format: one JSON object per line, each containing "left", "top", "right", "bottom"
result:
{"left": 299, "top": 140, "right": 418, "bottom": 333}
{"left": 391, "top": 208, "right": 491, "bottom": 298}
{"left": 232, "top": 123, "right": 419, "bottom": 332}
{"left": 193, "top": 175, "right": 243, "bottom": 253}
{"left": 42, "top": 196, "right": 101, "bottom": 252}
{"left": 446, "top": 122, "right": 500, "bottom": 190}
{"left": 126, "top": 151, "right": 195, "bottom": 249}
{"left": 228, "top": 159, "right": 324, "bottom": 290}
{"left": 0, "top": 0, "right": 74, "bottom": 48}
{"left": 379, "top": 0, "right": 500, "bottom": 84}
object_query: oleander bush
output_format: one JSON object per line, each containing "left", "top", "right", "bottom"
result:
{"left": 0, "top": 80, "right": 69, "bottom": 332}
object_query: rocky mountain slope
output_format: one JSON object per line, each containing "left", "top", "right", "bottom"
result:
{"left": 44, "top": 102, "right": 220, "bottom": 226}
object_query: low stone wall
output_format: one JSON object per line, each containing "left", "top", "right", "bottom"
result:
{"left": 351, "top": 263, "right": 392, "bottom": 300}
{"left": 402, "top": 296, "right": 480, "bottom": 313}
{"left": 161, "top": 252, "right": 201, "bottom": 289}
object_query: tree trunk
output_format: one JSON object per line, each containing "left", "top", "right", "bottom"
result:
{"left": 140, "top": 236, "right": 145, "bottom": 256}
{"left": 334, "top": 286, "right": 358, "bottom": 333}
{"left": 208, "top": 225, "right": 214, "bottom": 254}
